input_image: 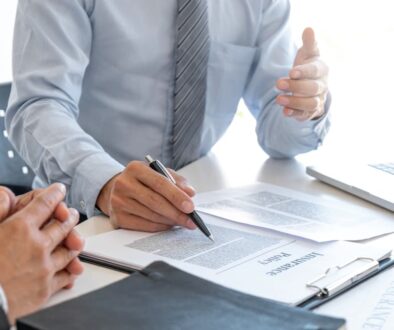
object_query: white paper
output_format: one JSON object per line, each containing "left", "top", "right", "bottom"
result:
{"left": 317, "top": 266, "right": 394, "bottom": 329}
{"left": 195, "top": 183, "right": 394, "bottom": 242}
{"left": 83, "top": 215, "right": 390, "bottom": 306}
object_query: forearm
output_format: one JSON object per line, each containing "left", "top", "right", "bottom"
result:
{"left": 6, "top": 0, "right": 125, "bottom": 217}
{"left": 243, "top": 0, "right": 331, "bottom": 157}
{"left": 7, "top": 99, "right": 124, "bottom": 216}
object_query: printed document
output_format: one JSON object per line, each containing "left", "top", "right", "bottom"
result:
{"left": 195, "top": 183, "right": 394, "bottom": 242}
{"left": 83, "top": 215, "right": 390, "bottom": 306}
{"left": 318, "top": 261, "right": 394, "bottom": 329}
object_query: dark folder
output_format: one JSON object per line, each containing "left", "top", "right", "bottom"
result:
{"left": 17, "top": 261, "right": 345, "bottom": 330}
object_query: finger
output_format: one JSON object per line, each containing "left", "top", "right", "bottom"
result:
{"left": 22, "top": 183, "right": 67, "bottom": 228}
{"left": 114, "top": 213, "right": 173, "bottom": 232}
{"left": 51, "top": 270, "right": 74, "bottom": 294}
{"left": 0, "top": 190, "right": 12, "bottom": 221}
{"left": 283, "top": 108, "right": 314, "bottom": 121}
{"left": 53, "top": 202, "right": 70, "bottom": 222}
{"left": 125, "top": 162, "right": 194, "bottom": 213}
{"left": 277, "top": 94, "right": 322, "bottom": 113}
{"left": 64, "top": 229, "right": 85, "bottom": 252}
{"left": 13, "top": 189, "right": 42, "bottom": 214}
{"left": 113, "top": 196, "right": 187, "bottom": 227}
{"left": 51, "top": 245, "right": 80, "bottom": 273}
{"left": 127, "top": 181, "right": 193, "bottom": 227}
{"left": 63, "top": 281, "right": 76, "bottom": 290}
{"left": 136, "top": 167, "right": 194, "bottom": 213}
{"left": 43, "top": 209, "right": 79, "bottom": 251}
{"left": 301, "top": 27, "right": 319, "bottom": 58}
{"left": 290, "top": 60, "right": 328, "bottom": 80}
{"left": 168, "top": 169, "right": 196, "bottom": 197}
{"left": 276, "top": 78, "right": 327, "bottom": 97}
{"left": 66, "top": 258, "right": 84, "bottom": 276}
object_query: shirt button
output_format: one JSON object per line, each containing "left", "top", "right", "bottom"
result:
{"left": 80, "top": 200, "right": 86, "bottom": 210}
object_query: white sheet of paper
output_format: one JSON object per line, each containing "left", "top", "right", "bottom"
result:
{"left": 195, "top": 183, "right": 394, "bottom": 242}
{"left": 83, "top": 215, "right": 390, "bottom": 306}
{"left": 316, "top": 234, "right": 394, "bottom": 329}
{"left": 317, "top": 265, "right": 394, "bottom": 329}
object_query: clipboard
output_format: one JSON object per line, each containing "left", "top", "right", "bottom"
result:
{"left": 299, "top": 256, "right": 394, "bottom": 310}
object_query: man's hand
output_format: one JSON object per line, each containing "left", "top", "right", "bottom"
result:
{"left": 0, "top": 187, "right": 84, "bottom": 276}
{"left": 0, "top": 184, "right": 84, "bottom": 324}
{"left": 276, "top": 27, "right": 329, "bottom": 121}
{"left": 97, "top": 161, "right": 197, "bottom": 232}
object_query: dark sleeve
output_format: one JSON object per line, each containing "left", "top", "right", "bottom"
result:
{"left": 0, "top": 307, "right": 9, "bottom": 330}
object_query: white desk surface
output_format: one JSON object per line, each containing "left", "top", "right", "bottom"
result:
{"left": 45, "top": 143, "right": 394, "bottom": 328}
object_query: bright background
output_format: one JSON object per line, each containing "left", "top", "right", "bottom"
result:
{"left": 1, "top": 1, "right": 393, "bottom": 161}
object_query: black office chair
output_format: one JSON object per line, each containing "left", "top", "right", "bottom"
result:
{"left": 0, "top": 83, "right": 34, "bottom": 195}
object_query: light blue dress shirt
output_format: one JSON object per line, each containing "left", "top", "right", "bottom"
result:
{"left": 6, "top": 0, "right": 330, "bottom": 217}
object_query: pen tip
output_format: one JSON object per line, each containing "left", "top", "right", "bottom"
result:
{"left": 208, "top": 235, "right": 215, "bottom": 242}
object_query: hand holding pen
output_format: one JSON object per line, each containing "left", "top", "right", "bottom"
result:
{"left": 145, "top": 155, "right": 214, "bottom": 241}
{"left": 96, "top": 158, "right": 199, "bottom": 232}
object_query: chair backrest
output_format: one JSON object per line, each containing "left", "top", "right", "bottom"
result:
{"left": 0, "top": 82, "right": 34, "bottom": 192}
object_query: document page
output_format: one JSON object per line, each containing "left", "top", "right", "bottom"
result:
{"left": 195, "top": 183, "right": 394, "bottom": 242}
{"left": 83, "top": 215, "right": 390, "bottom": 305}
{"left": 317, "top": 265, "right": 394, "bottom": 330}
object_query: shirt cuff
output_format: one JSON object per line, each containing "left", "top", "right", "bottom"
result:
{"left": 69, "top": 152, "right": 125, "bottom": 218}
{"left": 0, "top": 285, "right": 8, "bottom": 314}
{"left": 284, "top": 91, "right": 332, "bottom": 149}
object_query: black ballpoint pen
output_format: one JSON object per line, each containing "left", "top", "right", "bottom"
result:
{"left": 145, "top": 155, "right": 214, "bottom": 242}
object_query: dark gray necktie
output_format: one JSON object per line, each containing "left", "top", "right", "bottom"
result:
{"left": 172, "top": 0, "right": 210, "bottom": 169}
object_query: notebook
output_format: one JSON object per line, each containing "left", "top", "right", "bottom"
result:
{"left": 307, "top": 161, "right": 394, "bottom": 212}
{"left": 17, "top": 261, "right": 346, "bottom": 330}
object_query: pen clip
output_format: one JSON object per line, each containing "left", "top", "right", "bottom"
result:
{"left": 156, "top": 160, "right": 177, "bottom": 185}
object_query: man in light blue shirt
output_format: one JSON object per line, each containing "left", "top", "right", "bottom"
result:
{"left": 6, "top": 0, "right": 330, "bottom": 232}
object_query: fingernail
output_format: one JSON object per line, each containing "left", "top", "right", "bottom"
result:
{"left": 290, "top": 70, "right": 301, "bottom": 79}
{"left": 187, "top": 185, "right": 196, "bottom": 194}
{"left": 186, "top": 219, "right": 197, "bottom": 230}
{"left": 70, "top": 208, "right": 80, "bottom": 221}
{"left": 181, "top": 201, "right": 194, "bottom": 213}
{"left": 70, "top": 208, "right": 79, "bottom": 217}
{"left": 55, "top": 183, "right": 66, "bottom": 195}
{"left": 277, "top": 97, "right": 289, "bottom": 106}
{"left": 277, "top": 80, "right": 289, "bottom": 90}
{"left": 286, "top": 109, "right": 294, "bottom": 116}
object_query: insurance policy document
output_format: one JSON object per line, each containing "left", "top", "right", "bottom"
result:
{"left": 195, "top": 183, "right": 394, "bottom": 242}
{"left": 83, "top": 215, "right": 390, "bottom": 306}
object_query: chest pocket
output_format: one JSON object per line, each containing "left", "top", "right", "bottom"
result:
{"left": 202, "top": 41, "right": 257, "bottom": 153}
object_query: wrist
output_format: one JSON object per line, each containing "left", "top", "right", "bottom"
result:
{"left": 96, "top": 175, "right": 118, "bottom": 215}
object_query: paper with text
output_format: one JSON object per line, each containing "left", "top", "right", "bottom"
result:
{"left": 195, "top": 183, "right": 394, "bottom": 242}
{"left": 318, "top": 264, "right": 394, "bottom": 329}
{"left": 83, "top": 215, "right": 390, "bottom": 305}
